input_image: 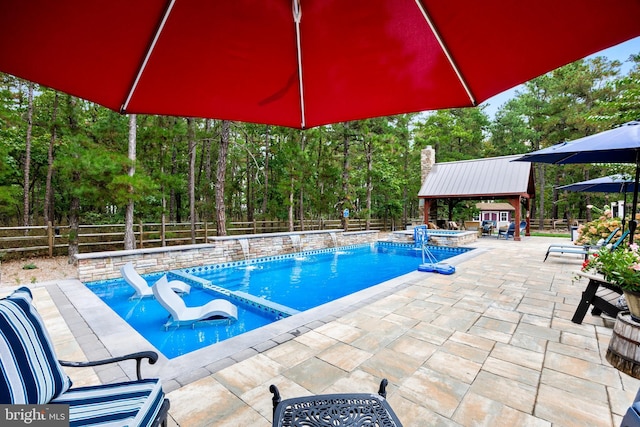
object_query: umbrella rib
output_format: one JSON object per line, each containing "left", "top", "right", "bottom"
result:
{"left": 121, "top": 0, "right": 177, "bottom": 113}
{"left": 292, "top": 0, "right": 306, "bottom": 129}
{"left": 553, "top": 153, "right": 580, "bottom": 164}
{"left": 414, "top": 0, "right": 476, "bottom": 106}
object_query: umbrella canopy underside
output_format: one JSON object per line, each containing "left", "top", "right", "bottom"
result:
{"left": 1, "top": 0, "right": 640, "bottom": 128}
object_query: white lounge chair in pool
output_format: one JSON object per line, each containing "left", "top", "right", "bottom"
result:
{"left": 152, "top": 275, "right": 238, "bottom": 328}
{"left": 121, "top": 261, "right": 190, "bottom": 298}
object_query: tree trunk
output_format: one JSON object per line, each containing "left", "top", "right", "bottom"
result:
{"left": 538, "top": 164, "right": 546, "bottom": 231}
{"left": 341, "top": 125, "right": 350, "bottom": 232}
{"left": 262, "top": 126, "right": 270, "bottom": 228}
{"left": 44, "top": 91, "right": 58, "bottom": 227}
{"left": 170, "top": 118, "right": 179, "bottom": 222}
{"left": 365, "top": 138, "right": 373, "bottom": 231}
{"left": 216, "top": 120, "right": 230, "bottom": 236}
{"left": 160, "top": 142, "right": 167, "bottom": 247}
{"left": 288, "top": 175, "right": 294, "bottom": 232}
{"left": 124, "top": 114, "right": 137, "bottom": 250}
{"left": 402, "top": 134, "right": 409, "bottom": 228}
{"left": 68, "top": 191, "right": 79, "bottom": 263}
{"left": 66, "top": 95, "right": 79, "bottom": 262}
{"left": 298, "top": 131, "right": 305, "bottom": 231}
{"left": 187, "top": 118, "right": 197, "bottom": 243}
{"left": 246, "top": 148, "right": 254, "bottom": 223}
{"left": 22, "top": 82, "right": 34, "bottom": 229}
{"left": 204, "top": 119, "right": 213, "bottom": 222}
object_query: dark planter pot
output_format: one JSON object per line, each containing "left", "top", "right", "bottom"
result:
{"left": 623, "top": 289, "right": 640, "bottom": 322}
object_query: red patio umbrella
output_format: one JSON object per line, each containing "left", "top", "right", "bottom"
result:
{"left": 1, "top": 0, "right": 639, "bottom": 129}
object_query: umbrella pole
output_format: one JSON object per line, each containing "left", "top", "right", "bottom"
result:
{"left": 622, "top": 184, "right": 628, "bottom": 233}
{"left": 630, "top": 151, "right": 640, "bottom": 245}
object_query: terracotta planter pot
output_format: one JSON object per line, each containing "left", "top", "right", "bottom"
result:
{"left": 623, "top": 289, "right": 640, "bottom": 322}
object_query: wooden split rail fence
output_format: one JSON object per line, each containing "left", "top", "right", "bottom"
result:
{"left": 0, "top": 218, "right": 396, "bottom": 260}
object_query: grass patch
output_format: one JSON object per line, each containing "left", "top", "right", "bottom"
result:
{"left": 22, "top": 262, "right": 38, "bottom": 270}
{"left": 530, "top": 232, "right": 570, "bottom": 238}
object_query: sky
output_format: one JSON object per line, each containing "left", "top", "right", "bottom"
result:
{"left": 479, "top": 36, "right": 640, "bottom": 119}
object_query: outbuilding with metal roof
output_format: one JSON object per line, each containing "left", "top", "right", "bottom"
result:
{"left": 418, "top": 148, "right": 535, "bottom": 240}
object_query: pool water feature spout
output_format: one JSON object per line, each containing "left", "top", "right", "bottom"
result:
{"left": 329, "top": 232, "right": 337, "bottom": 248}
{"left": 238, "top": 238, "right": 250, "bottom": 261}
{"left": 290, "top": 234, "right": 302, "bottom": 252}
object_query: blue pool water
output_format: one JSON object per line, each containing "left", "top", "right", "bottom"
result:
{"left": 85, "top": 243, "right": 468, "bottom": 358}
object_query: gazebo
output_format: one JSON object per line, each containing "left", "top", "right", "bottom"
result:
{"left": 418, "top": 148, "right": 535, "bottom": 241}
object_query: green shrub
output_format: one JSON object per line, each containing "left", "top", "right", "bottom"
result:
{"left": 575, "top": 207, "right": 639, "bottom": 245}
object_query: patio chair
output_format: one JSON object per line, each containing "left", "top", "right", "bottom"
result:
{"left": 544, "top": 228, "right": 627, "bottom": 262}
{"left": 152, "top": 275, "right": 238, "bottom": 329}
{"left": 121, "top": 261, "right": 190, "bottom": 298}
{"left": 519, "top": 220, "right": 527, "bottom": 235}
{"left": 481, "top": 220, "right": 495, "bottom": 236}
{"left": 0, "top": 287, "right": 170, "bottom": 426}
{"left": 621, "top": 387, "right": 640, "bottom": 427}
{"left": 497, "top": 221, "right": 516, "bottom": 239}
{"left": 270, "top": 378, "right": 403, "bottom": 427}
{"left": 571, "top": 270, "right": 625, "bottom": 324}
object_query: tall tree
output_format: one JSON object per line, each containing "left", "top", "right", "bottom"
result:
{"left": 44, "top": 92, "right": 58, "bottom": 227}
{"left": 216, "top": 120, "right": 230, "bottom": 236}
{"left": 340, "top": 123, "right": 351, "bottom": 232}
{"left": 187, "top": 118, "right": 197, "bottom": 243}
{"left": 124, "top": 114, "right": 137, "bottom": 249}
{"left": 22, "top": 82, "right": 33, "bottom": 228}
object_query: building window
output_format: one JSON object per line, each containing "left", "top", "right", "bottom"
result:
{"left": 500, "top": 212, "right": 509, "bottom": 222}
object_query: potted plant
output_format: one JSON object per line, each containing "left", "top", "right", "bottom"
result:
{"left": 582, "top": 243, "right": 640, "bottom": 320}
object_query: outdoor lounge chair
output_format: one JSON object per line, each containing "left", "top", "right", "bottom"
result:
{"left": 270, "top": 378, "right": 403, "bottom": 426}
{"left": 544, "top": 227, "right": 619, "bottom": 258}
{"left": 121, "top": 261, "right": 190, "bottom": 298}
{"left": 0, "top": 287, "right": 169, "bottom": 426}
{"left": 544, "top": 228, "right": 628, "bottom": 262}
{"left": 152, "top": 275, "right": 238, "bottom": 329}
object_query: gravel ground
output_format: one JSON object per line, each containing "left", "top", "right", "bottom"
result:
{"left": 0, "top": 256, "right": 77, "bottom": 288}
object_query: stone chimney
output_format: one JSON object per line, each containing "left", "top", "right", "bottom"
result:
{"left": 421, "top": 146, "right": 435, "bottom": 183}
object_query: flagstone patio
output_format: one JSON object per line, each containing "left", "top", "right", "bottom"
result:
{"left": 10, "top": 235, "right": 640, "bottom": 426}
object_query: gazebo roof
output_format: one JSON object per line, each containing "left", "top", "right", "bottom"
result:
{"left": 418, "top": 154, "right": 535, "bottom": 200}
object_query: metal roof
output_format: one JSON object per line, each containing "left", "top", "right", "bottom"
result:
{"left": 418, "top": 154, "right": 534, "bottom": 199}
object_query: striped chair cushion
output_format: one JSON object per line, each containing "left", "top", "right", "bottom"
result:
{"left": 0, "top": 287, "right": 72, "bottom": 404}
{"left": 52, "top": 379, "right": 165, "bottom": 427}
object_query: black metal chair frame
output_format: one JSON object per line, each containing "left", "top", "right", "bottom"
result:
{"left": 59, "top": 351, "right": 170, "bottom": 427}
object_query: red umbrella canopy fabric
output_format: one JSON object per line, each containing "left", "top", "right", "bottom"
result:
{"left": 1, "top": 0, "right": 640, "bottom": 129}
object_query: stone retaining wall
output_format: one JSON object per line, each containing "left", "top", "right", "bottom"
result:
{"left": 75, "top": 230, "right": 379, "bottom": 282}
{"left": 388, "top": 230, "right": 477, "bottom": 246}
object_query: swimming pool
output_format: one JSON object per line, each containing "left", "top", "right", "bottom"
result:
{"left": 85, "top": 242, "right": 469, "bottom": 358}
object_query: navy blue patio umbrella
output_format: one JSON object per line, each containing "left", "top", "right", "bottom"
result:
{"left": 556, "top": 174, "right": 635, "bottom": 194}
{"left": 557, "top": 174, "right": 635, "bottom": 232}
{"left": 514, "top": 121, "right": 640, "bottom": 243}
